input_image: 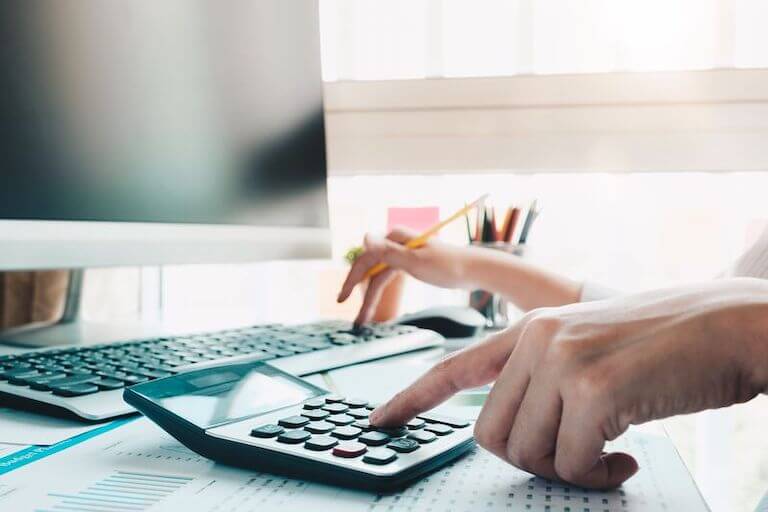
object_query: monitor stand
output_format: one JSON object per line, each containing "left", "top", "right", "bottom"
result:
{"left": 0, "top": 269, "right": 165, "bottom": 348}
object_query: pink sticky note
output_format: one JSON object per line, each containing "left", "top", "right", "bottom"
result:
{"left": 387, "top": 207, "right": 440, "bottom": 233}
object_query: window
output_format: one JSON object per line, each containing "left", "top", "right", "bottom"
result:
{"left": 320, "top": 0, "right": 768, "bottom": 81}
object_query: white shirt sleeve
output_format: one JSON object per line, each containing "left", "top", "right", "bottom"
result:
{"left": 579, "top": 281, "right": 619, "bottom": 302}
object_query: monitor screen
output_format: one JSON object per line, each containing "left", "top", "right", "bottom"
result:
{"left": 0, "top": 0, "right": 328, "bottom": 228}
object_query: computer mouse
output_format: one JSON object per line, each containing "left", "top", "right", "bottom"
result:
{"left": 395, "top": 306, "right": 486, "bottom": 339}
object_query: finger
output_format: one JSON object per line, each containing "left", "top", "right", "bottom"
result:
{"left": 354, "top": 268, "right": 396, "bottom": 326}
{"left": 370, "top": 329, "right": 516, "bottom": 427}
{"left": 386, "top": 228, "right": 418, "bottom": 244}
{"left": 337, "top": 235, "right": 412, "bottom": 303}
{"left": 554, "top": 400, "right": 638, "bottom": 489}
{"left": 472, "top": 343, "right": 531, "bottom": 459}
{"left": 504, "top": 369, "right": 563, "bottom": 477}
{"left": 337, "top": 250, "right": 379, "bottom": 303}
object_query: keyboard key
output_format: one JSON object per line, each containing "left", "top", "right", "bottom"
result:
{"left": 124, "top": 374, "right": 152, "bottom": 385}
{"left": 94, "top": 378, "right": 125, "bottom": 391}
{"left": 302, "top": 398, "right": 326, "bottom": 410}
{"left": 327, "top": 414, "right": 354, "bottom": 426}
{"left": 406, "top": 418, "right": 426, "bottom": 430}
{"left": 8, "top": 371, "right": 56, "bottom": 386}
{"left": 43, "top": 374, "right": 100, "bottom": 389}
{"left": 51, "top": 384, "right": 100, "bottom": 397}
{"left": 344, "top": 398, "right": 368, "bottom": 409}
{"left": 22, "top": 373, "right": 68, "bottom": 389}
{"left": 278, "top": 416, "right": 310, "bottom": 429}
{"left": 301, "top": 409, "right": 330, "bottom": 421}
{"left": 277, "top": 430, "right": 311, "bottom": 444}
{"left": 0, "top": 366, "right": 37, "bottom": 380}
{"left": 250, "top": 424, "right": 284, "bottom": 438}
{"left": 304, "top": 421, "right": 335, "bottom": 434}
{"left": 407, "top": 430, "right": 437, "bottom": 444}
{"left": 304, "top": 435, "right": 338, "bottom": 451}
{"left": 387, "top": 438, "right": 420, "bottom": 453}
{"left": 417, "top": 412, "right": 470, "bottom": 428}
{"left": 347, "top": 409, "right": 370, "bottom": 419}
{"left": 363, "top": 448, "right": 397, "bottom": 465}
{"left": 331, "top": 426, "right": 362, "bottom": 440}
{"left": 251, "top": 423, "right": 285, "bottom": 438}
{"left": 324, "top": 394, "right": 345, "bottom": 403}
{"left": 131, "top": 368, "right": 173, "bottom": 380}
{"left": 424, "top": 423, "right": 453, "bottom": 436}
{"left": 359, "top": 431, "right": 390, "bottom": 446}
{"left": 322, "top": 403, "right": 349, "bottom": 414}
{"left": 332, "top": 442, "right": 367, "bottom": 458}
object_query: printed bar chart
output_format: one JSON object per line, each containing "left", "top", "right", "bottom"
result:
{"left": 35, "top": 470, "right": 193, "bottom": 512}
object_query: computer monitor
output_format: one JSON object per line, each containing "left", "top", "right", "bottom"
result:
{"left": 0, "top": 0, "right": 330, "bottom": 272}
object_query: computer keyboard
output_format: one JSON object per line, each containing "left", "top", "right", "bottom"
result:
{"left": 0, "top": 320, "right": 443, "bottom": 421}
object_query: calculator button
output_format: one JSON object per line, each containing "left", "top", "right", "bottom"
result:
{"left": 347, "top": 409, "right": 370, "bottom": 419}
{"left": 303, "top": 398, "right": 326, "bottom": 410}
{"left": 250, "top": 424, "right": 284, "bottom": 438}
{"left": 407, "top": 430, "right": 437, "bottom": 444}
{"left": 301, "top": 409, "right": 330, "bottom": 421}
{"left": 353, "top": 419, "right": 372, "bottom": 430}
{"left": 344, "top": 398, "right": 368, "bottom": 409}
{"left": 332, "top": 442, "right": 367, "bottom": 458}
{"left": 359, "top": 431, "right": 390, "bottom": 446}
{"left": 327, "top": 414, "right": 354, "bottom": 426}
{"left": 324, "top": 394, "right": 345, "bottom": 403}
{"left": 375, "top": 426, "right": 408, "bottom": 438}
{"left": 417, "top": 412, "right": 470, "bottom": 428}
{"left": 387, "top": 438, "right": 420, "bottom": 453}
{"left": 363, "top": 448, "right": 397, "bottom": 465}
{"left": 322, "top": 403, "right": 349, "bottom": 414}
{"left": 406, "top": 418, "right": 425, "bottom": 430}
{"left": 304, "top": 435, "right": 338, "bottom": 451}
{"left": 331, "top": 426, "right": 362, "bottom": 440}
{"left": 424, "top": 423, "right": 453, "bottom": 436}
{"left": 305, "top": 421, "right": 335, "bottom": 434}
{"left": 277, "top": 430, "right": 311, "bottom": 444}
{"left": 278, "top": 416, "right": 310, "bottom": 429}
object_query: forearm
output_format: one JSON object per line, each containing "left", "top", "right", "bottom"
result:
{"left": 707, "top": 278, "right": 768, "bottom": 393}
{"left": 457, "top": 246, "right": 582, "bottom": 312}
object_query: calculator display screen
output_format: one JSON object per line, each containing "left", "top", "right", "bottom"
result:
{"left": 135, "top": 361, "right": 324, "bottom": 428}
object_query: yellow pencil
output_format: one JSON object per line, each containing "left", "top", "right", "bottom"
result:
{"left": 363, "top": 194, "right": 489, "bottom": 280}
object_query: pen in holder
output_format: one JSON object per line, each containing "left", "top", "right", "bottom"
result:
{"left": 469, "top": 242, "right": 526, "bottom": 329}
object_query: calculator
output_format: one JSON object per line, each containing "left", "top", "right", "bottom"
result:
{"left": 123, "top": 359, "right": 475, "bottom": 491}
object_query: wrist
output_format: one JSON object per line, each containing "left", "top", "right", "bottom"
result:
{"left": 456, "top": 246, "right": 506, "bottom": 290}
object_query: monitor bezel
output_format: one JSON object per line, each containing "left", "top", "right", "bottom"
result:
{"left": 0, "top": 220, "right": 331, "bottom": 270}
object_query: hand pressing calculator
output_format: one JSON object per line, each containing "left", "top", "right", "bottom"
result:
{"left": 123, "top": 360, "right": 475, "bottom": 491}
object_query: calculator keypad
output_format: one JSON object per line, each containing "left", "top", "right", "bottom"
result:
{"left": 331, "top": 425, "right": 362, "bottom": 440}
{"left": 327, "top": 413, "right": 354, "bottom": 426}
{"left": 277, "top": 429, "right": 311, "bottom": 444}
{"left": 363, "top": 448, "right": 397, "bottom": 465}
{"left": 305, "top": 436, "right": 338, "bottom": 451}
{"left": 305, "top": 421, "right": 335, "bottom": 434}
{"left": 301, "top": 409, "right": 330, "bottom": 421}
{"left": 333, "top": 441, "right": 367, "bottom": 458}
{"left": 209, "top": 394, "right": 474, "bottom": 477}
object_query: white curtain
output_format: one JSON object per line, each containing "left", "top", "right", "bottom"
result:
{"left": 320, "top": 0, "right": 768, "bottom": 81}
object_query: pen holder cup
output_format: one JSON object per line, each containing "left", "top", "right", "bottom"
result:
{"left": 469, "top": 242, "right": 526, "bottom": 330}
